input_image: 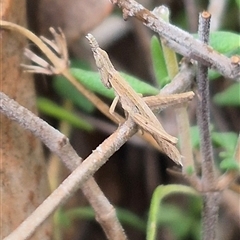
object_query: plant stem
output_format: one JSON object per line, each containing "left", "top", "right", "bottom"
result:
{"left": 197, "top": 11, "right": 220, "bottom": 240}
{"left": 197, "top": 11, "right": 215, "bottom": 187}
{"left": 202, "top": 192, "right": 221, "bottom": 240}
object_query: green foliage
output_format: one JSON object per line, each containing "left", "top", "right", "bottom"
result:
{"left": 151, "top": 31, "right": 240, "bottom": 82}
{"left": 213, "top": 83, "right": 240, "bottom": 106}
{"left": 220, "top": 158, "right": 240, "bottom": 171}
{"left": 147, "top": 184, "right": 200, "bottom": 240}
{"left": 150, "top": 36, "right": 169, "bottom": 87}
{"left": 53, "top": 76, "right": 95, "bottom": 113}
{"left": 189, "top": 125, "right": 202, "bottom": 149}
{"left": 157, "top": 203, "right": 201, "bottom": 240}
{"left": 190, "top": 126, "right": 239, "bottom": 172}
{"left": 186, "top": 165, "right": 195, "bottom": 175}
{"left": 70, "top": 68, "right": 159, "bottom": 98}
{"left": 53, "top": 67, "right": 159, "bottom": 116}
{"left": 209, "top": 32, "right": 240, "bottom": 55}
{"left": 192, "top": 31, "right": 240, "bottom": 80}
{"left": 237, "top": 0, "right": 240, "bottom": 8}
{"left": 71, "top": 68, "right": 115, "bottom": 99}
{"left": 190, "top": 126, "right": 238, "bottom": 151}
{"left": 211, "top": 132, "right": 238, "bottom": 154}
{"left": 116, "top": 208, "right": 146, "bottom": 231}
{"left": 57, "top": 206, "right": 146, "bottom": 232}
{"left": 37, "top": 97, "right": 93, "bottom": 131}
{"left": 212, "top": 132, "right": 239, "bottom": 172}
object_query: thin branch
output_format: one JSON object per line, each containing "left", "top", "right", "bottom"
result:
{"left": 144, "top": 91, "right": 195, "bottom": 112}
{"left": 110, "top": 0, "right": 240, "bottom": 79}
{"left": 161, "top": 59, "right": 196, "bottom": 94}
{"left": 0, "top": 92, "right": 127, "bottom": 240}
{"left": 197, "top": 11, "right": 220, "bottom": 240}
{"left": 3, "top": 117, "right": 137, "bottom": 240}
{"left": 0, "top": 90, "right": 195, "bottom": 239}
{"left": 0, "top": 93, "right": 80, "bottom": 170}
{"left": 197, "top": 11, "right": 215, "bottom": 188}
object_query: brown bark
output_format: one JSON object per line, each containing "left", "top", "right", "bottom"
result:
{"left": 0, "top": 1, "right": 52, "bottom": 239}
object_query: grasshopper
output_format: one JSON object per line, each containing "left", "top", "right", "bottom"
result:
{"left": 86, "top": 34, "right": 183, "bottom": 164}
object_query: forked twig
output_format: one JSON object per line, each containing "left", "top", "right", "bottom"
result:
{"left": 0, "top": 92, "right": 128, "bottom": 240}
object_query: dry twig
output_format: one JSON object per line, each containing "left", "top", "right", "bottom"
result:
{"left": 110, "top": 0, "right": 240, "bottom": 79}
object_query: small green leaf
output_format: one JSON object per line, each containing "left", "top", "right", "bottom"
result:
{"left": 190, "top": 126, "right": 200, "bottom": 149}
{"left": 116, "top": 208, "right": 146, "bottom": 231}
{"left": 156, "top": 203, "right": 201, "bottom": 240}
{"left": 37, "top": 97, "right": 93, "bottom": 131}
{"left": 237, "top": 0, "right": 240, "bottom": 8}
{"left": 220, "top": 158, "right": 240, "bottom": 171}
{"left": 209, "top": 31, "right": 240, "bottom": 55}
{"left": 192, "top": 31, "right": 240, "bottom": 80}
{"left": 212, "top": 132, "right": 238, "bottom": 154}
{"left": 71, "top": 68, "right": 159, "bottom": 99}
{"left": 150, "top": 36, "right": 169, "bottom": 88}
{"left": 70, "top": 58, "right": 90, "bottom": 70}
{"left": 71, "top": 68, "right": 113, "bottom": 98}
{"left": 65, "top": 207, "right": 96, "bottom": 222}
{"left": 64, "top": 206, "right": 146, "bottom": 232}
{"left": 120, "top": 72, "right": 159, "bottom": 95}
{"left": 192, "top": 32, "right": 240, "bottom": 55}
{"left": 53, "top": 76, "right": 95, "bottom": 113}
{"left": 213, "top": 83, "right": 240, "bottom": 106}
{"left": 186, "top": 166, "right": 195, "bottom": 175}
{"left": 147, "top": 184, "right": 199, "bottom": 240}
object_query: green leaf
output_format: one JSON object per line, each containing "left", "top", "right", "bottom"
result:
{"left": 70, "top": 58, "right": 90, "bottom": 70}
{"left": 116, "top": 208, "right": 146, "bottom": 231}
{"left": 220, "top": 158, "right": 240, "bottom": 171}
{"left": 147, "top": 184, "right": 199, "bottom": 240}
{"left": 186, "top": 165, "right": 195, "bottom": 175}
{"left": 53, "top": 76, "right": 95, "bottom": 113}
{"left": 193, "top": 32, "right": 240, "bottom": 55}
{"left": 209, "top": 31, "right": 240, "bottom": 55}
{"left": 64, "top": 206, "right": 146, "bottom": 231}
{"left": 70, "top": 68, "right": 159, "bottom": 99}
{"left": 211, "top": 132, "right": 238, "bottom": 154}
{"left": 37, "top": 97, "right": 93, "bottom": 131}
{"left": 192, "top": 31, "right": 240, "bottom": 80}
{"left": 190, "top": 126, "right": 201, "bottom": 149}
{"left": 156, "top": 203, "right": 201, "bottom": 240}
{"left": 190, "top": 125, "right": 238, "bottom": 156}
{"left": 237, "top": 0, "right": 240, "bottom": 8}
{"left": 65, "top": 207, "right": 96, "bottom": 222}
{"left": 150, "top": 36, "right": 169, "bottom": 88}
{"left": 213, "top": 83, "right": 240, "bottom": 106}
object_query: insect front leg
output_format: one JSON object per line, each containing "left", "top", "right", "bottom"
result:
{"left": 109, "top": 95, "right": 123, "bottom": 123}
